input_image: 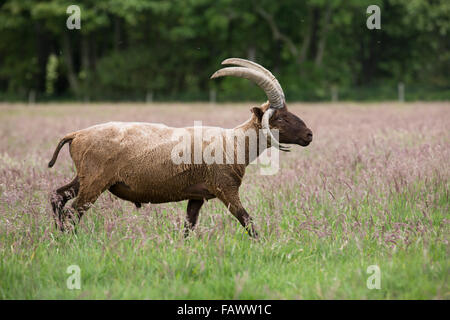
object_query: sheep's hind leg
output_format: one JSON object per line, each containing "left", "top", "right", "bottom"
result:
{"left": 50, "top": 176, "right": 79, "bottom": 231}
{"left": 66, "top": 179, "right": 107, "bottom": 231}
{"left": 216, "top": 188, "right": 258, "bottom": 239}
{"left": 184, "top": 199, "right": 204, "bottom": 237}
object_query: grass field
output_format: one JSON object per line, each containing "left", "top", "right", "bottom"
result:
{"left": 0, "top": 102, "right": 448, "bottom": 299}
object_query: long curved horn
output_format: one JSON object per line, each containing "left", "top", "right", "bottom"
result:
{"left": 211, "top": 63, "right": 291, "bottom": 151}
{"left": 210, "top": 67, "right": 283, "bottom": 109}
{"left": 221, "top": 58, "right": 285, "bottom": 100}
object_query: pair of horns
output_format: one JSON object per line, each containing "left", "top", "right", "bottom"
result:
{"left": 211, "top": 58, "right": 290, "bottom": 151}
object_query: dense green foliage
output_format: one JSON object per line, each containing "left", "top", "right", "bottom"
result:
{"left": 0, "top": 0, "right": 449, "bottom": 102}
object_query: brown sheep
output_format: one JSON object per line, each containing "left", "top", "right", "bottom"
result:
{"left": 48, "top": 58, "right": 313, "bottom": 238}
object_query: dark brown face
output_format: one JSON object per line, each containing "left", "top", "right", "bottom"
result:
{"left": 269, "top": 107, "right": 313, "bottom": 147}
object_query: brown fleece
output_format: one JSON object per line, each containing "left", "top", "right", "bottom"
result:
{"left": 49, "top": 101, "right": 312, "bottom": 238}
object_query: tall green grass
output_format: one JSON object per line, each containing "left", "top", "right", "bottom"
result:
{"left": 0, "top": 182, "right": 447, "bottom": 299}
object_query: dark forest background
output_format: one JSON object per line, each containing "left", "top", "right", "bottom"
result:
{"left": 0, "top": 0, "right": 449, "bottom": 102}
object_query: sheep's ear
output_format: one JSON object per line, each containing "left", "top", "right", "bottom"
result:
{"left": 251, "top": 107, "right": 264, "bottom": 122}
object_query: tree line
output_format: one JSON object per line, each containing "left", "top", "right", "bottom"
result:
{"left": 0, "top": 0, "right": 448, "bottom": 102}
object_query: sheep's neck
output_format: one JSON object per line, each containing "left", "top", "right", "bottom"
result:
{"left": 233, "top": 116, "right": 269, "bottom": 166}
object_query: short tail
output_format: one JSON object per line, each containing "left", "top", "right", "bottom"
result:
{"left": 48, "top": 135, "right": 74, "bottom": 168}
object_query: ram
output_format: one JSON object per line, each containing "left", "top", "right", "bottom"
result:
{"left": 48, "top": 58, "right": 312, "bottom": 237}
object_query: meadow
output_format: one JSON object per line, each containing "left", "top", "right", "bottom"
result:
{"left": 0, "top": 102, "right": 448, "bottom": 299}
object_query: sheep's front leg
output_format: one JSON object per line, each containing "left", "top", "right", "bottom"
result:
{"left": 184, "top": 199, "right": 204, "bottom": 237}
{"left": 216, "top": 189, "right": 258, "bottom": 239}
